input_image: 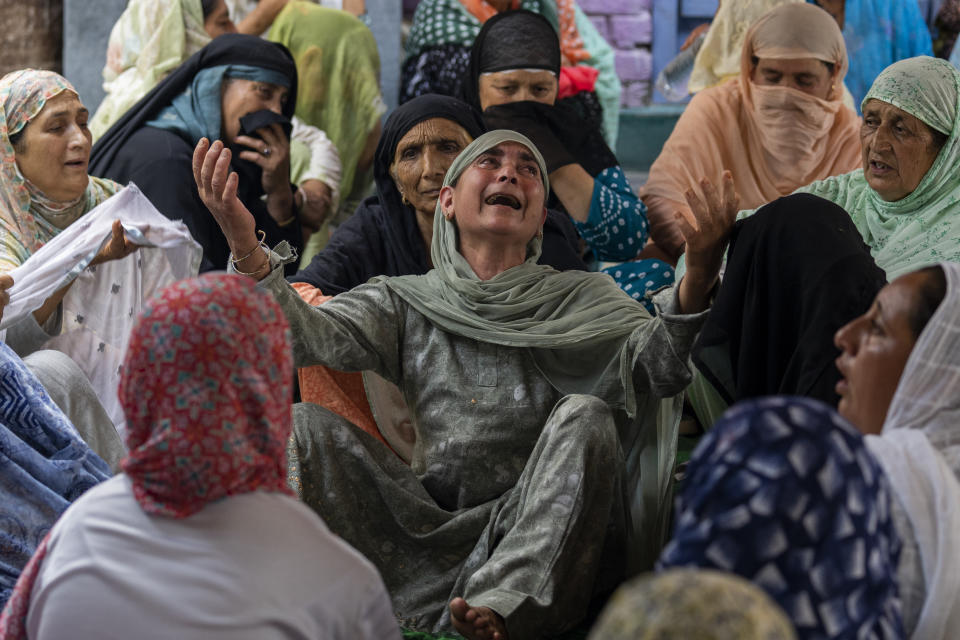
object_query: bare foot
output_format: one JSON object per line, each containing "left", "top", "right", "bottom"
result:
{"left": 449, "top": 597, "right": 509, "bottom": 640}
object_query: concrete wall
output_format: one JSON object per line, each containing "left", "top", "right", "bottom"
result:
{"left": 0, "top": 0, "right": 63, "bottom": 77}
{"left": 62, "top": 0, "right": 127, "bottom": 110}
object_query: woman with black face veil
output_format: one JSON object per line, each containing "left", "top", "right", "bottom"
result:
{"left": 90, "top": 33, "right": 303, "bottom": 275}
{"left": 465, "top": 10, "right": 673, "bottom": 310}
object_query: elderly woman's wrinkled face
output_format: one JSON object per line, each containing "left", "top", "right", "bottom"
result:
{"left": 751, "top": 57, "right": 834, "bottom": 99}
{"left": 14, "top": 91, "right": 92, "bottom": 202}
{"left": 440, "top": 141, "right": 546, "bottom": 244}
{"left": 390, "top": 118, "right": 473, "bottom": 217}
{"left": 833, "top": 271, "right": 929, "bottom": 435}
{"left": 861, "top": 99, "right": 942, "bottom": 202}
{"left": 220, "top": 78, "right": 288, "bottom": 145}
{"left": 478, "top": 70, "right": 558, "bottom": 111}
{"left": 203, "top": 0, "right": 237, "bottom": 39}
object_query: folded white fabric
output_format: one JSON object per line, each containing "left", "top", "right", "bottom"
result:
{"left": 1, "top": 184, "right": 202, "bottom": 437}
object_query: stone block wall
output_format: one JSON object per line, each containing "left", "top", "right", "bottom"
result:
{"left": 0, "top": 0, "right": 63, "bottom": 76}
{"left": 580, "top": 0, "right": 653, "bottom": 107}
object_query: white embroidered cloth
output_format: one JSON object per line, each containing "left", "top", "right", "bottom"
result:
{"left": 1, "top": 184, "right": 202, "bottom": 438}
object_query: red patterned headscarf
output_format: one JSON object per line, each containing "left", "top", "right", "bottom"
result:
{"left": 119, "top": 273, "right": 294, "bottom": 518}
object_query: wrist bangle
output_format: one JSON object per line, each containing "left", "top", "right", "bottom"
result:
{"left": 233, "top": 257, "right": 271, "bottom": 278}
{"left": 276, "top": 213, "right": 297, "bottom": 228}
{"left": 231, "top": 230, "right": 269, "bottom": 276}
{"left": 232, "top": 230, "right": 267, "bottom": 263}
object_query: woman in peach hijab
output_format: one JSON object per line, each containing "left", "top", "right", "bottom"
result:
{"left": 642, "top": 2, "right": 861, "bottom": 261}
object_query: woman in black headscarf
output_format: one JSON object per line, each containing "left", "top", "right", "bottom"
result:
{"left": 90, "top": 33, "right": 303, "bottom": 275}
{"left": 290, "top": 93, "right": 585, "bottom": 294}
{"left": 465, "top": 10, "right": 673, "bottom": 308}
{"left": 689, "top": 193, "right": 887, "bottom": 427}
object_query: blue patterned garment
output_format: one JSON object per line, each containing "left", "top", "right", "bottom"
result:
{"left": 0, "top": 343, "right": 111, "bottom": 607}
{"left": 573, "top": 166, "right": 674, "bottom": 310}
{"left": 659, "top": 397, "right": 904, "bottom": 640}
{"left": 808, "top": 0, "right": 933, "bottom": 111}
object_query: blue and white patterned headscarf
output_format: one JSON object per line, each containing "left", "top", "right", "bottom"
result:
{"left": 659, "top": 396, "right": 903, "bottom": 639}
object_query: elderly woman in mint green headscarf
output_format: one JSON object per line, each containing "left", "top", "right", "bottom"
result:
{"left": 792, "top": 55, "right": 960, "bottom": 279}
{"left": 191, "top": 128, "right": 735, "bottom": 639}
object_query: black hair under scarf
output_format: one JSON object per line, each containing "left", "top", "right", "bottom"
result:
{"left": 90, "top": 33, "right": 298, "bottom": 176}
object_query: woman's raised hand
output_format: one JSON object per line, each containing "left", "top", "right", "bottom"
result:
{"left": 193, "top": 138, "right": 267, "bottom": 277}
{"left": 675, "top": 171, "right": 739, "bottom": 314}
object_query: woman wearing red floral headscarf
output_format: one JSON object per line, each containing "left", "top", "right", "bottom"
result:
{"left": 0, "top": 273, "right": 398, "bottom": 640}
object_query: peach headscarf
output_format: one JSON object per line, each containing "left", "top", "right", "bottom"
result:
{"left": 642, "top": 3, "right": 861, "bottom": 260}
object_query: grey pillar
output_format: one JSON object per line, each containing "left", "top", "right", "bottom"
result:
{"left": 63, "top": 0, "right": 127, "bottom": 111}
{"left": 366, "top": 0, "right": 402, "bottom": 110}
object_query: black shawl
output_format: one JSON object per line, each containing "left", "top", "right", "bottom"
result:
{"left": 90, "top": 34, "right": 303, "bottom": 274}
{"left": 290, "top": 93, "right": 585, "bottom": 293}
{"left": 693, "top": 193, "right": 887, "bottom": 408}
{"left": 461, "top": 10, "right": 617, "bottom": 179}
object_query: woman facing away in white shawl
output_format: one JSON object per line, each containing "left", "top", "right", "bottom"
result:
{"left": 833, "top": 262, "right": 960, "bottom": 638}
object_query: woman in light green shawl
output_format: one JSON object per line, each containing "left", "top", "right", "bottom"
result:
{"left": 192, "top": 129, "right": 735, "bottom": 638}
{"left": 793, "top": 55, "right": 960, "bottom": 280}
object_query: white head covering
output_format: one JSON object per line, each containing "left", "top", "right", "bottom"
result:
{"left": 865, "top": 261, "right": 960, "bottom": 639}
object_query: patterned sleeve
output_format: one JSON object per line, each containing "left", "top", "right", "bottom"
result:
{"left": 572, "top": 165, "right": 650, "bottom": 262}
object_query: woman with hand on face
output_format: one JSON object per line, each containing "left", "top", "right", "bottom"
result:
{"left": 92, "top": 1, "right": 341, "bottom": 242}
{"left": 466, "top": 10, "right": 674, "bottom": 307}
{"left": 191, "top": 127, "right": 734, "bottom": 638}
{"left": 91, "top": 34, "right": 305, "bottom": 275}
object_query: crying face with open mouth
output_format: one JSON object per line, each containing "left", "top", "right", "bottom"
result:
{"left": 440, "top": 140, "right": 547, "bottom": 247}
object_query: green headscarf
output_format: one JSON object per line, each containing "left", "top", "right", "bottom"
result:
{"left": 795, "top": 56, "right": 960, "bottom": 280}
{"left": 382, "top": 130, "right": 683, "bottom": 568}
{"left": 383, "top": 129, "right": 656, "bottom": 411}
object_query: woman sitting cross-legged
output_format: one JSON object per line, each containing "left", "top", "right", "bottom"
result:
{"left": 0, "top": 274, "right": 398, "bottom": 640}
{"left": 661, "top": 262, "right": 960, "bottom": 639}
{"left": 191, "top": 129, "right": 734, "bottom": 639}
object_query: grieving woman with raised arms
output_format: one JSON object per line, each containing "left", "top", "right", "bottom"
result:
{"left": 191, "top": 126, "right": 735, "bottom": 638}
